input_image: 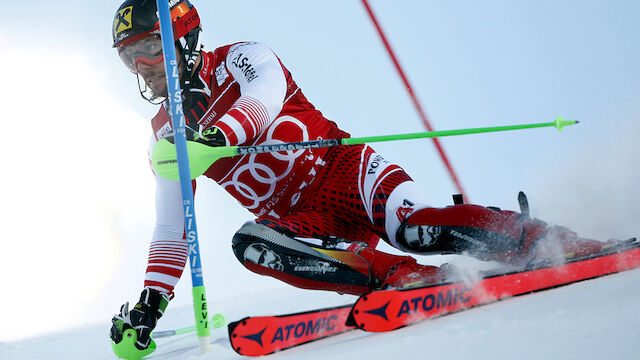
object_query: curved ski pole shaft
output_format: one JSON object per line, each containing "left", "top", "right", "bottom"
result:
{"left": 152, "top": 116, "right": 578, "bottom": 180}
{"left": 156, "top": 0, "right": 210, "bottom": 353}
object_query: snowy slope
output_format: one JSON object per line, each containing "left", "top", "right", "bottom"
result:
{"left": 2, "top": 268, "right": 638, "bottom": 360}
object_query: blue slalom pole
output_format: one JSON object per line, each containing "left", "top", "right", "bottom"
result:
{"left": 156, "top": 0, "right": 211, "bottom": 353}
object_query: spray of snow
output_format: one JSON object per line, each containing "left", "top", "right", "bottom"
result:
{"left": 528, "top": 110, "right": 640, "bottom": 241}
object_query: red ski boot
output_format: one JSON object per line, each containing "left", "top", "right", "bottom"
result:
{"left": 381, "top": 258, "right": 452, "bottom": 289}
{"left": 351, "top": 245, "right": 451, "bottom": 290}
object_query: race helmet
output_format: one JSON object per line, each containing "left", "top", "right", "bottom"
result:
{"left": 112, "top": 0, "right": 202, "bottom": 103}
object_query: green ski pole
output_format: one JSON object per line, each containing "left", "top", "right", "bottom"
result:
{"left": 152, "top": 116, "right": 578, "bottom": 181}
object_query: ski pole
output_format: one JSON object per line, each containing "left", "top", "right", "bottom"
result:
{"left": 152, "top": 116, "right": 578, "bottom": 181}
{"left": 152, "top": 313, "right": 226, "bottom": 339}
{"left": 156, "top": 0, "right": 211, "bottom": 353}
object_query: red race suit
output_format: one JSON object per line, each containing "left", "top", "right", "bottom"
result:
{"left": 144, "top": 42, "right": 423, "bottom": 294}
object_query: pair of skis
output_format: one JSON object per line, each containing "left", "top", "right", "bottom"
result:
{"left": 228, "top": 240, "right": 640, "bottom": 356}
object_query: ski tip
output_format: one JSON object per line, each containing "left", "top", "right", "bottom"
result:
{"left": 517, "top": 191, "right": 530, "bottom": 217}
{"left": 617, "top": 237, "right": 638, "bottom": 246}
{"left": 227, "top": 318, "right": 244, "bottom": 335}
{"left": 345, "top": 311, "right": 357, "bottom": 327}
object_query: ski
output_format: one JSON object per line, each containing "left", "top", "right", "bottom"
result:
{"left": 228, "top": 303, "right": 355, "bottom": 356}
{"left": 349, "top": 240, "right": 640, "bottom": 332}
{"left": 227, "top": 240, "right": 640, "bottom": 355}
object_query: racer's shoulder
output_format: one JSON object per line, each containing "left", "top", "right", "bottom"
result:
{"left": 216, "top": 41, "right": 276, "bottom": 58}
{"left": 206, "top": 42, "right": 272, "bottom": 62}
{"left": 150, "top": 104, "right": 172, "bottom": 139}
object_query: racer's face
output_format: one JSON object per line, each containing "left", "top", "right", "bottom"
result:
{"left": 117, "top": 34, "right": 168, "bottom": 97}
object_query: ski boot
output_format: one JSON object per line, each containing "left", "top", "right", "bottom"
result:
{"left": 381, "top": 259, "right": 457, "bottom": 289}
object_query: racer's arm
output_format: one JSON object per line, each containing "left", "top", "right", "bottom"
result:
{"left": 110, "top": 138, "right": 188, "bottom": 350}
{"left": 144, "top": 136, "right": 189, "bottom": 296}
{"left": 202, "top": 42, "right": 287, "bottom": 145}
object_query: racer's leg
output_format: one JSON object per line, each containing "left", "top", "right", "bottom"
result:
{"left": 231, "top": 214, "right": 446, "bottom": 295}
{"left": 356, "top": 146, "right": 617, "bottom": 267}
{"left": 393, "top": 202, "right": 617, "bottom": 266}
{"left": 231, "top": 220, "right": 371, "bottom": 295}
{"left": 231, "top": 145, "right": 450, "bottom": 293}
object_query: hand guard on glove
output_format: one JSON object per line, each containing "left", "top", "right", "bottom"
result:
{"left": 110, "top": 287, "right": 170, "bottom": 350}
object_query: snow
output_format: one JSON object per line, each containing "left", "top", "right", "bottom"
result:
{"left": 2, "top": 267, "right": 638, "bottom": 360}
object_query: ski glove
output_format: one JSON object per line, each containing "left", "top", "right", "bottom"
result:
{"left": 110, "top": 287, "right": 170, "bottom": 350}
{"left": 165, "top": 125, "right": 228, "bottom": 148}
{"left": 198, "top": 126, "right": 228, "bottom": 147}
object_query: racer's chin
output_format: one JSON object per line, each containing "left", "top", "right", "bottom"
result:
{"left": 145, "top": 75, "right": 168, "bottom": 98}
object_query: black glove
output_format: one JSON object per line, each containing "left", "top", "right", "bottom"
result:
{"left": 165, "top": 125, "right": 228, "bottom": 147}
{"left": 197, "top": 126, "right": 228, "bottom": 147}
{"left": 110, "top": 287, "right": 170, "bottom": 350}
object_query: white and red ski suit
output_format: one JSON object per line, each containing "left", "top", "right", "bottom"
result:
{"left": 144, "top": 42, "right": 606, "bottom": 296}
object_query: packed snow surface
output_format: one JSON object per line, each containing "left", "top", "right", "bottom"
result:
{"left": 2, "top": 268, "right": 638, "bottom": 360}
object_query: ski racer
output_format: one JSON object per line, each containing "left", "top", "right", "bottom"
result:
{"left": 109, "top": 0, "right": 624, "bottom": 351}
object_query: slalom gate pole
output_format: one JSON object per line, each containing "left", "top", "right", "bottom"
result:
{"left": 360, "top": 0, "right": 467, "bottom": 199}
{"left": 156, "top": 0, "right": 211, "bottom": 353}
{"left": 151, "top": 116, "right": 578, "bottom": 181}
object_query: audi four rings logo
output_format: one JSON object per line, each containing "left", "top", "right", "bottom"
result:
{"left": 220, "top": 116, "right": 309, "bottom": 211}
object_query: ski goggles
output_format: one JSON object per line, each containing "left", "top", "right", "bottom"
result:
{"left": 117, "top": 34, "right": 164, "bottom": 73}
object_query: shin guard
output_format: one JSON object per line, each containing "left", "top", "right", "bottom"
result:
{"left": 396, "top": 203, "right": 613, "bottom": 266}
{"left": 231, "top": 223, "right": 446, "bottom": 294}
{"left": 396, "top": 204, "right": 525, "bottom": 260}
{"left": 232, "top": 223, "right": 373, "bottom": 295}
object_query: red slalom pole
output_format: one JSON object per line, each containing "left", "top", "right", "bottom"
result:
{"left": 360, "top": 0, "right": 468, "bottom": 201}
